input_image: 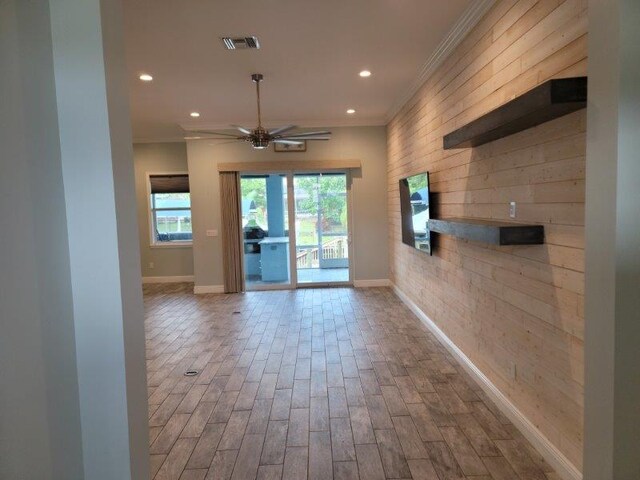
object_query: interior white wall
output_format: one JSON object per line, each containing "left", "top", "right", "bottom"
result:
{"left": 186, "top": 126, "right": 389, "bottom": 289}
{"left": 49, "top": 0, "right": 149, "bottom": 477}
{"left": 99, "top": 0, "right": 151, "bottom": 476}
{"left": 585, "top": 0, "right": 640, "bottom": 478}
{"left": 133, "top": 142, "right": 194, "bottom": 279}
{"left": 0, "top": 1, "right": 83, "bottom": 477}
{"left": 1, "top": 0, "right": 149, "bottom": 478}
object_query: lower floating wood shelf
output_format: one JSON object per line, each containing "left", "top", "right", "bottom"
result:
{"left": 428, "top": 218, "right": 544, "bottom": 245}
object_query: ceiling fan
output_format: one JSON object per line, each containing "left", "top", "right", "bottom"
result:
{"left": 185, "top": 73, "right": 331, "bottom": 149}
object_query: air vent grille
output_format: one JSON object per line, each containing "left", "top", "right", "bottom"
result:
{"left": 221, "top": 36, "right": 260, "bottom": 50}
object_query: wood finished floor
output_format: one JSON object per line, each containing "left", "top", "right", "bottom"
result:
{"left": 144, "top": 283, "right": 560, "bottom": 480}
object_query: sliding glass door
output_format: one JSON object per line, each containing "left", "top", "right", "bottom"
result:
{"left": 240, "top": 174, "right": 291, "bottom": 289}
{"left": 240, "top": 171, "right": 351, "bottom": 290}
{"left": 293, "top": 173, "right": 350, "bottom": 285}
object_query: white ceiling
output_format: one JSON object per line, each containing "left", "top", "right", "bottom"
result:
{"left": 123, "top": 0, "right": 473, "bottom": 141}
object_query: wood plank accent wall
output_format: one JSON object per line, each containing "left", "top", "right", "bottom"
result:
{"left": 387, "top": 0, "right": 587, "bottom": 470}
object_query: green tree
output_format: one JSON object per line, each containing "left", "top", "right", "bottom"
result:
{"left": 295, "top": 175, "right": 346, "bottom": 228}
{"left": 407, "top": 173, "right": 426, "bottom": 194}
{"left": 240, "top": 178, "right": 267, "bottom": 210}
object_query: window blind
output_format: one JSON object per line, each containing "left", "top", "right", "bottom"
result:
{"left": 149, "top": 174, "right": 190, "bottom": 194}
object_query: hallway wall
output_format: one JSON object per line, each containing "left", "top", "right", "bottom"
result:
{"left": 387, "top": 0, "right": 587, "bottom": 471}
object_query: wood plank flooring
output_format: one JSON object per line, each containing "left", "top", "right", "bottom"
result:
{"left": 144, "top": 283, "right": 558, "bottom": 480}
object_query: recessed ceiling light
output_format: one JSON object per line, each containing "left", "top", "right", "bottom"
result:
{"left": 190, "top": 112, "right": 200, "bottom": 118}
{"left": 139, "top": 73, "right": 153, "bottom": 82}
{"left": 346, "top": 109, "right": 356, "bottom": 114}
{"left": 359, "top": 70, "right": 371, "bottom": 78}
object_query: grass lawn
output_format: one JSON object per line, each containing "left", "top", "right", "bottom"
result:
{"left": 296, "top": 218, "right": 317, "bottom": 245}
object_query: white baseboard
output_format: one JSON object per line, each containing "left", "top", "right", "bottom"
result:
{"left": 142, "top": 275, "right": 194, "bottom": 284}
{"left": 193, "top": 284, "right": 225, "bottom": 294}
{"left": 392, "top": 284, "right": 582, "bottom": 480}
{"left": 353, "top": 279, "right": 391, "bottom": 288}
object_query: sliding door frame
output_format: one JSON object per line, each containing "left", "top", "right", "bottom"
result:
{"left": 292, "top": 170, "right": 353, "bottom": 289}
{"left": 287, "top": 175, "right": 298, "bottom": 289}
{"left": 239, "top": 168, "right": 354, "bottom": 291}
{"left": 240, "top": 171, "right": 294, "bottom": 292}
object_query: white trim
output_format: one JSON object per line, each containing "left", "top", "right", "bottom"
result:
{"left": 385, "top": 0, "right": 497, "bottom": 123}
{"left": 353, "top": 279, "right": 391, "bottom": 288}
{"left": 346, "top": 171, "right": 355, "bottom": 286}
{"left": 193, "top": 284, "right": 225, "bottom": 294}
{"left": 142, "top": 275, "right": 194, "bottom": 284}
{"left": 392, "top": 284, "right": 582, "bottom": 480}
{"left": 287, "top": 171, "right": 298, "bottom": 290}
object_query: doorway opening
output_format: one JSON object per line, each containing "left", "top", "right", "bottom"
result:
{"left": 293, "top": 173, "right": 349, "bottom": 284}
{"left": 240, "top": 171, "right": 352, "bottom": 290}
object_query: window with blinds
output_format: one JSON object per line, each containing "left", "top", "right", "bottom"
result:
{"left": 148, "top": 174, "right": 192, "bottom": 244}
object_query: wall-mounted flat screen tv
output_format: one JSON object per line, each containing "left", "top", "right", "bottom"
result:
{"left": 399, "top": 172, "right": 431, "bottom": 255}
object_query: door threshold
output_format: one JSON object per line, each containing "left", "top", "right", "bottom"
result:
{"left": 245, "top": 284, "right": 293, "bottom": 292}
{"left": 295, "top": 281, "right": 353, "bottom": 289}
{"left": 245, "top": 281, "right": 353, "bottom": 291}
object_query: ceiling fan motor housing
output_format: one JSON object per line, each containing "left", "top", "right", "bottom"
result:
{"left": 249, "top": 127, "right": 270, "bottom": 149}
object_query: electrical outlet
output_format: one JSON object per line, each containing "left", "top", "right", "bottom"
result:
{"left": 206, "top": 229, "right": 218, "bottom": 237}
{"left": 149, "top": 262, "right": 154, "bottom": 269}
{"left": 509, "top": 201, "right": 516, "bottom": 218}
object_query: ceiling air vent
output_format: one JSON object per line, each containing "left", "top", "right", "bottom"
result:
{"left": 221, "top": 36, "right": 260, "bottom": 50}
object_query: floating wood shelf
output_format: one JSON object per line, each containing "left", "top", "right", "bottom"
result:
{"left": 443, "top": 77, "right": 587, "bottom": 149}
{"left": 428, "top": 218, "right": 544, "bottom": 245}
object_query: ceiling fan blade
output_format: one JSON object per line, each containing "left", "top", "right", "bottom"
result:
{"left": 230, "top": 124, "right": 252, "bottom": 134}
{"left": 269, "top": 125, "right": 297, "bottom": 135}
{"left": 280, "top": 135, "right": 330, "bottom": 141}
{"left": 186, "top": 130, "right": 243, "bottom": 138}
{"left": 184, "top": 135, "right": 245, "bottom": 141}
{"left": 207, "top": 140, "right": 243, "bottom": 147}
{"left": 278, "top": 130, "right": 331, "bottom": 138}
{"left": 273, "top": 139, "right": 304, "bottom": 145}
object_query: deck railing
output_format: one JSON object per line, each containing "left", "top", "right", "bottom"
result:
{"left": 296, "top": 237, "right": 347, "bottom": 268}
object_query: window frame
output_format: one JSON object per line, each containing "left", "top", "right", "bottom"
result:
{"left": 146, "top": 171, "right": 193, "bottom": 248}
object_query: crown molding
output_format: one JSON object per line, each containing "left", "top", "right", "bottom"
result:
{"left": 385, "top": 0, "right": 497, "bottom": 123}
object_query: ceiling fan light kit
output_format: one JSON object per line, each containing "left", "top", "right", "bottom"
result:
{"left": 185, "top": 73, "right": 331, "bottom": 150}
